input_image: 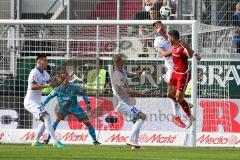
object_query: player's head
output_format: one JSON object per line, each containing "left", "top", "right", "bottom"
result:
{"left": 112, "top": 54, "right": 127, "bottom": 70}
{"left": 236, "top": 2, "right": 240, "bottom": 12}
{"left": 65, "top": 60, "right": 75, "bottom": 77}
{"left": 153, "top": 20, "right": 165, "bottom": 34}
{"left": 168, "top": 29, "right": 180, "bottom": 44}
{"left": 59, "top": 72, "right": 70, "bottom": 86}
{"left": 36, "top": 54, "right": 48, "bottom": 70}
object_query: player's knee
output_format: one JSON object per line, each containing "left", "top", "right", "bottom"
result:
{"left": 40, "top": 112, "right": 49, "bottom": 122}
{"left": 56, "top": 114, "right": 64, "bottom": 121}
{"left": 55, "top": 117, "right": 62, "bottom": 122}
{"left": 167, "top": 91, "right": 171, "bottom": 97}
{"left": 85, "top": 122, "right": 91, "bottom": 127}
{"left": 83, "top": 119, "right": 91, "bottom": 127}
{"left": 167, "top": 92, "right": 175, "bottom": 99}
{"left": 141, "top": 113, "right": 147, "bottom": 120}
{"left": 139, "top": 112, "right": 147, "bottom": 120}
{"left": 175, "top": 96, "right": 183, "bottom": 103}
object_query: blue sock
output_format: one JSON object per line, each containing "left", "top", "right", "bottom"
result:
{"left": 47, "top": 121, "right": 59, "bottom": 141}
{"left": 88, "top": 125, "right": 97, "bottom": 142}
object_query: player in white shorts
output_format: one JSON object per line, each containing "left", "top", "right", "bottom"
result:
{"left": 24, "top": 54, "right": 64, "bottom": 147}
{"left": 153, "top": 20, "right": 186, "bottom": 128}
{"left": 111, "top": 54, "right": 148, "bottom": 149}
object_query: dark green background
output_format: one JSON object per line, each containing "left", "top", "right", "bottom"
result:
{"left": 14, "top": 57, "right": 240, "bottom": 98}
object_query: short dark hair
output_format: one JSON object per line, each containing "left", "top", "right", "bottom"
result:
{"left": 36, "top": 54, "right": 47, "bottom": 62}
{"left": 168, "top": 29, "right": 180, "bottom": 40}
{"left": 152, "top": 20, "right": 162, "bottom": 27}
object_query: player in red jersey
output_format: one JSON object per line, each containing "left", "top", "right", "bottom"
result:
{"left": 167, "top": 29, "right": 201, "bottom": 128}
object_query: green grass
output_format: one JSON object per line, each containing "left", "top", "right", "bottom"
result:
{"left": 0, "top": 144, "right": 240, "bottom": 160}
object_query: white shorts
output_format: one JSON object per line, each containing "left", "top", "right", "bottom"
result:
{"left": 117, "top": 101, "right": 140, "bottom": 120}
{"left": 162, "top": 67, "right": 173, "bottom": 83}
{"left": 24, "top": 101, "right": 47, "bottom": 120}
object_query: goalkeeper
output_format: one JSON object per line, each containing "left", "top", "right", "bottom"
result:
{"left": 42, "top": 73, "right": 101, "bottom": 145}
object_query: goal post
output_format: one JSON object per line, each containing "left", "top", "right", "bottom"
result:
{"left": 0, "top": 19, "right": 199, "bottom": 146}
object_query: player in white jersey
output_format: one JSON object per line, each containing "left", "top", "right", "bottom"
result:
{"left": 153, "top": 21, "right": 186, "bottom": 128}
{"left": 24, "top": 54, "right": 64, "bottom": 147}
{"left": 111, "top": 54, "right": 148, "bottom": 149}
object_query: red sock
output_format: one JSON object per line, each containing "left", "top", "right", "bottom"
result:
{"left": 180, "top": 100, "right": 191, "bottom": 117}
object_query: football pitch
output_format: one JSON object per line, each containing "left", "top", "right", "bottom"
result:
{"left": 0, "top": 144, "right": 240, "bottom": 160}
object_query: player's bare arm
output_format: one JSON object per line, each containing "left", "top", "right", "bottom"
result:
{"left": 160, "top": 48, "right": 172, "bottom": 57}
{"left": 180, "top": 40, "right": 201, "bottom": 61}
{"left": 128, "top": 67, "right": 147, "bottom": 78}
{"left": 30, "top": 82, "right": 50, "bottom": 90}
{"left": 120, "top": 84, "right": 148, "bottom": 96}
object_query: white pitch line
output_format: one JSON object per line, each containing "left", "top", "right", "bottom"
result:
{"left": 71, "top": 155, "right": 178, "bottom": 160}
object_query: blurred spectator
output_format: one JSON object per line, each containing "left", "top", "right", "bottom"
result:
{"left": 134, "top": 0, "right": 155, "bottom": 20}
{"left": 134, "top": 11, "right": 150, "bottom": 20}
{"left": 232, "top": 2, "right": 240, "bottom": 53}
{"left": 233, "top": 2, "right": 240, "bottom": 26}
{"left": 144, "top": 0, "right": 155, "bottom": 11}
{"left": 130, "top": 0, "right": 152, "bottom": 36}
{"left": 134, "top": 0, "right": 164, "bottom": 20}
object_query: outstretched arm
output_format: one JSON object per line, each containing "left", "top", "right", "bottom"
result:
{"left": 28, "top": 71, "right": 50, "bottom": 90}
{"left": 127, "top": 67, "right": 147, "bottom": 78}
{"left": 42, "top": 90, "right": 57, "bottom": 106}
{"left": 180, "top": 40, "right": 194, "bottom": 57}
{"left": 120, "top": 84, "right": 148, "bottom": 96}
{"left": 160, "top": 48, "right": 172, "bottom": 57}
{"left": 180, "top": 40, "right": 201, "bottom": 61}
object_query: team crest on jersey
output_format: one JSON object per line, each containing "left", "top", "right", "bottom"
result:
{"left": 62, "top": 97, "right": 70, "bottom": 101}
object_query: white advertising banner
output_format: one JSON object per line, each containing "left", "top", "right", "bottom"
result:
{"left": 34, "top": 97, "right": 240, "bottom": 133}
{"left": 3, "top": 97, "right": 240, "bottom": 147}
{"left": 197, "top": 132, "right": 240, "bottom": 147}
{"left": 34, "top": 97, "right": 192, "bottom": 132}
{"left": 2, "top": 129, "right": 240, "bottom": 147}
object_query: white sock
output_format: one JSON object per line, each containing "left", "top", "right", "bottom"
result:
{"left": 171, "top": 99, "right": 180, "bottom": 117}
{"left": 129, "top": 119, "right": 144, "bottom": 142}
{"left": 34, "top": 122, "right": 45, "bottom": 143}
{"left": 43, "top": 115, "right": 58, "bottom": 143}
{"left": 134, "top": 129, "right": 140, "bottom": 144}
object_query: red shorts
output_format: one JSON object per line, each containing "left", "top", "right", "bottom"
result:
{"left": 169, "top": 70, "right": 191, "bottom": 92}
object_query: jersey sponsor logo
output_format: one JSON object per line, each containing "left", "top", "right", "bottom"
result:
{"left": 62, "top": 97, "right": 70, "bottom": 101}
{"left": 172, "top": 53, "right": 180, "bottom": 57}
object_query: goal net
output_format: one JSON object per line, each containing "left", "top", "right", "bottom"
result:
{"left": 0, "top": 19, "right": 235, "bottom": 147}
